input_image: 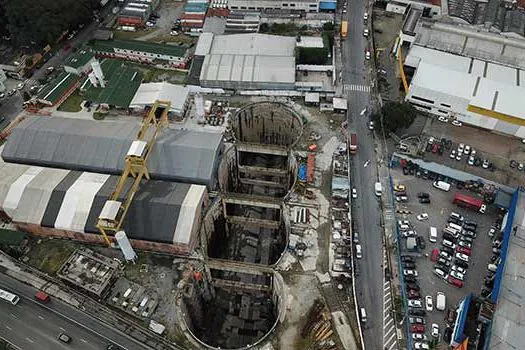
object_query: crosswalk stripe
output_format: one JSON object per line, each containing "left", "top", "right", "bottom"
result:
{"left": 343, "top": 84, "right": 371, "bottom": 93}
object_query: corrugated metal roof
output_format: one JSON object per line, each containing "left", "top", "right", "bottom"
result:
{"left": 2, "top": 117, "right": 222, "bottom": 187}
{"left": 208, "top": 33, "right": 296, "bottom": 56}
{"left": 130, "top": 82, "right": 189, "bottom": 114}
{"left": 0, "top": 153, "right": 206, "bottom": 245}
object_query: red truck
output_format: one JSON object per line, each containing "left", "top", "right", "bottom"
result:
{"left": 453, "top": 193, "right": 486, "bottom": 213}
{"left": 349, "top": 133, "right": 357, "bottom": 154}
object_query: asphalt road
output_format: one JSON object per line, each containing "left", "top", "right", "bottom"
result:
{"left": 342, "top": 3, "right": 384, "bottom": 350}
{"left": 0, "top": 273, "right": 150, "bottom": 350}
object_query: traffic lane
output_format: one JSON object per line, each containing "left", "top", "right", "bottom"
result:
{"left": 0, "top": 300, "right": 108, "bottom": 350}
{"left": 0, "top": 93, "right": 23, "bottom": 121}
{"left": 0, "top": 273, "right": 150, "bottom": 350}
{"left": 391, "top": 167, "right": 498, "bottom": 343}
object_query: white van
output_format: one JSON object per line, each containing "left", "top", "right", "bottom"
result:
{"left": 360, "top": 307, "right": 367, "bottom": 322}
{"left": 374, "top": 182, "right": 382, "bottom": 197}
{"left": 356, "top": 244, "right": 363, "bottom": 259}
{"left": 429, "top": 227, "right": 438, "bottom": 243}
{"left": 436, "top": 292, "right": 446, "bottom": 311}
{"left": 433, "top": 181, "right": 451, "bottom": 192}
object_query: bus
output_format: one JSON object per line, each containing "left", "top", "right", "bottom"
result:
{"left": 0, "top": 288, "right": 20, "bottom": 305}
{"left": 341, "top": 21, "right": 348, "bottom": 39}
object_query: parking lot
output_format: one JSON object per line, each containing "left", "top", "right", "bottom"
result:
{"left": 390, "top": 167, "right": 503, "bottom": 348}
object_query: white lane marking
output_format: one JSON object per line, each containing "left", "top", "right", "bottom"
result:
{"left": 60, "top": 327, "right": 66, "bottom": 331}
{"left": 5, "top": 325, "right": 12, "bottom": 330}
{"left": 80, "top": 338, "right": 87, "bottom": 343}
{"left": 10, "top": 313, "right": 17, "bottom": 319}
{"left": 389, "top": 342, "right": 397, "bottom": 350}
{"left": 383, "top": 326, "right": 395, "bottom": 339}
{"left": 385, "top": 331, "right": 396, "bottom": 345}
{"left": 25, "top": 337, "right": 34, "bottom": 343}
{"left": 38, "top": 315, "right": 44, "bottom": 320}
{"left": 384, "top": 318, "right": 394, "bottom": 329}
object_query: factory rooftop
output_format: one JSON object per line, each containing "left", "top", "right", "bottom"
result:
{"left": 413, "top": 20, "right": 525, "bottom": 70}
{"left": 488, "top": 191, "right": 525, "bottom": 350}
{"left": 1, "top": 117, "right": 222, "bottom": 187}
{"left": 91, "top": 39, "right": 188, "bottom": 59}
{"left": 0, "top": 153, "right": 207, "bottom": 252}
{"left": 36, "top": 72, "right": 80, "bottom": 106}
{"left": 80, "top": 59, "right": 143, "bottom": 108}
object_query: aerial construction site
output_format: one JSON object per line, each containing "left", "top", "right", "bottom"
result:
{"left": 0, "top": 99, "right": 352, "bottom": 350}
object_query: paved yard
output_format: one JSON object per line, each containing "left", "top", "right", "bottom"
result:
{"left": 391, "top": 167, "right": 500, "bottom": 347}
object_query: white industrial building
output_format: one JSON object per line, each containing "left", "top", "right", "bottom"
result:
{"left": 196, "top": 33, "right": 296, "bottom": 90}
{"left": 227, "top": 0, "right": 319, "bottom": 12}
{"left": 403, "top": 21, "right": 525, "bottom": 138}
{"left": 130, "top": 82, "right": 190, "bottom": 118}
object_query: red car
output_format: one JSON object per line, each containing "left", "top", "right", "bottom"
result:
{"left": 432, "top": 143, "right": 439, "bottom": 153}
{"left": 448, "top": 275, "right": 464, "bottom": 288}
{"left": 410, "top": 324, "right": 425, "bottom": 333}
{"left": 431, "top": 249, "right": 439, "bottom": 262}
{"left": 456, "top": 246, "right": 471, "bottom": 256}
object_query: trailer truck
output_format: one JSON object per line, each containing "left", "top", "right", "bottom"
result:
{"left": 349, "top": 133, "right": 357, "bottom": 154}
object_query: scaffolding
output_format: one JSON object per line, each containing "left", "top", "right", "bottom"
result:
{"left": 96, "top": 100, "right": 171, "bottom": 245}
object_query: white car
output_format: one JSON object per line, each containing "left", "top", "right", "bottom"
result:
{"left": 425, "top": 295, "right": 433, "bottom": 311}
{"left": 146, "top": 21, "right": 155, "bottom": 27}
{"left": 431, "top": 323, "right": 439, "bottom": 338}
{"left": 16, "top": 82, "right": 25, "bottom": 90}
{"left": 450, "top": 150, "right": 456, "bottom": 159}
{"left": 442, "top": 240, "right": 456, "bottom": 250}
{"left": 365, "top": 50, "right": 371, "bottom": 60}
{"left": 464, "top": 145, "right": 471, "bottom": 155}
{"left": 452, "top": 120, "right": 463, "bottom": 127}
{"left": 415, "top": 343, "right": 430, "bottom": 350}
{"left": 471, "top": 149, "right": 477, "bottom": 157}
{"left": 363, "top": 29, "right": 369, "bottom": 37}
{"left": 482, "top": 159, "right": 490, "bottom": 169}
{"left": 368, "top": 121, "right": 374, "bottom": 130}
{"left": 434, "top": 268, "right": 447, "bottom": 279}
{"left": 352, "top": 188, "right": 357, "bottom": 199}
{"left": 404, "top": 269, "right": 418, "bottom": 277}
{"left": 438, "top": 116, "right": 448, "bottom": 123}
{"left": 412, "top": 334, "right": 428, "bottom": 341}
{"left": 455, "top": 253, "right": 469, "bottom": 262}
{"left": 450, "top": 270, "right": 465, "bottom": 281}
{"left": 468, "top": 156, "right": 475, "bottom": 166}
{"left": 408, "top": 299, "right": 423, "bottom": 308}
{"left": 458, "top": 240, "right": 472, "bottom": 249}
{"left": 480, "top": 204, "right": 487, "bottom": 214}
{"left": 451, "top": 265, "right": 467, "bottom": 274}
{"left": 0, "top": 92, "right": 4, "bottom": 99}
{"left": 416, "top": 213, "right": 429, "bottom": 221}
{"left": 455, "top": 153, "right": 461, "bottom": 161}
{"left": 458, "top": 143, "right": 464, "bottom": 154}
{"left": 363, "top": 12, "right": 368, "bottom": 20}
{"left": 170, "top": 30, "right": 179, "bottom": 36}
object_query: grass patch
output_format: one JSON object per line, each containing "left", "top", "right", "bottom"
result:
{"left": 57, "top": 93, "right": 83, "bottom": 112}
{"left": 151, "top": 34, "right": 196, "bottom": 45}
{"left": 93, "top": 112, "right": 106, "bottom": 120}
{"left": 128, "top": 63, "right": 187, "bottom": 83}
{"left": 26, "top": 239, "right": 77, "bottom": 275}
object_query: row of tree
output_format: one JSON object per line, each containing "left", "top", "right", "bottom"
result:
{"left": 0, "top": 0, "right": 99, "bottom": 47}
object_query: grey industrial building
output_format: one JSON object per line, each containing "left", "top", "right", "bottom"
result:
{"left": 195, "top": 33, "right": 296, "bottom": 90}
{"left": 0, "top": 154, "right": 207, "bottom": 254}
{"left": 2, "top": 117, "right": 223, "bottom": 188}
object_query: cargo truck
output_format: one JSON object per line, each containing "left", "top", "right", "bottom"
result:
{"left": 349, "top": 133, "right": 357, "bottom": 154}
{"left": 453, "top": 192, "right": 486, "bottom": 213}
{"left": 341, "top": 21, "right": 348, "bottom": 39}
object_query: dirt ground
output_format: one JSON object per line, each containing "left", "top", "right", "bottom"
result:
{"left": 372, "top": 7, "right": 404, "bottom": 102}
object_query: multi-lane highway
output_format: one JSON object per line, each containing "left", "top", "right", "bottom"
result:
{"left": 0, "top": 273, "right": 150, "bottom": 350}
{"left": 341, "top": 2, "right": 384, "bottom": 350}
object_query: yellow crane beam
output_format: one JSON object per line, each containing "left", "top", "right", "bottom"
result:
{"left": 96, "top": 100, "right": 171, "bottom": 245}
{"left": 397, "top": 48, "right": 409, "bottom": 94}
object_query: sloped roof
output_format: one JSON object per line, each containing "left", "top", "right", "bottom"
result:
{"left": 1, "top": 117, "right": 222, "bottom": 187}
{"left": 130, "top": 82, "right": 189, "bottom": 113}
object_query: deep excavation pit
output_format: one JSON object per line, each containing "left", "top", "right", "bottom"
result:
{"left": 184, "top": 102, "right": 302, "bottom": 349}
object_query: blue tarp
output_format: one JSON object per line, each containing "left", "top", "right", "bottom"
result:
{"left": 298, "top": 164, "right": 307, "bottom": 182}
{"left": 453, "top": 293, "right": 472, "bottom": 345}
{"left": 319, "top": 1, "right": 337, "bottom": 10}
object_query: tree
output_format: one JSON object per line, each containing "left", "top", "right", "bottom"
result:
{"left": 371, "top": 101, "right": 417, "bottom": 134}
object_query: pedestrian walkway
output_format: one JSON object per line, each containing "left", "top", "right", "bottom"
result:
{"left": 344, "top": 84, "right": 371, "bottom": 93}
{"left": 383, "top": 251, "right": 399, "bottom": 350}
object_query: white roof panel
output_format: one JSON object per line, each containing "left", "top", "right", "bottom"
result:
{"left": 217, "top": 54, "right": 233, "bottom": 81}
{"left": 471, "top": 59, "right": 485, "bottom": 76}
{"left": 472, "top": 80, "right": 525, "bottom": 120}
{"left": 173, "top": 184, "right": 206, "bottom": 245}
{"left": 486, "top": 63, "right": 518, "bottom": 85}
{"left": 405, "top": 45, "right": 471, "bottom": 72}
{"left": 130, "top": 82, "right": 190, "bottom": 113}
{"left": 209, "top": 33, "right": 296, "bottom": 56}
{"left": 3, "top": 167, "right": 43, "bottom": 217}
{"left": 410, "top": 62, "right": 476, "bottom": 100}
{"left": 195, "top": 32, "right": 214, "bottom": 56}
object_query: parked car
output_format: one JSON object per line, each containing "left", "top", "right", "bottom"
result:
{"left": 430, "top": 249, "right": 439, "bottom": 262}
{"left": 456, "top": 246, "right": 471, "bottom": 256}
{"left": 452, "top": 120, "right": 462, "bottom": 127}
{"left": 419, "top": 198, "right": 431, "bottom": 204}
{"left": 451, "top": 265, "right": 467, "bottom": 274}
{"left": 425, "top": 295, "right": 433, "bottom": 311}
{"left": 412, "top": 333, "right": 428, "bottom": 341}
{"left": 409, "top": 308, "right": 425, "bottom": 316}
{"left": 408, "top": 299, "right": 423, "bottom": 308}
{"left": 434, "top": 267, "right": 447, "bottom": 279}
{"left": 439, "top": 251, "right": 453, "bottom": 261}
{"left": 436, "top": 257, "right": 451, "bottom": 267}
{"left": 405, "top": 275, "right": 417, "bottom": 282}
{"left": 406, "top": 283, "right": 420, "bottom": 291}
{"left": 455, "top": 253, "right": 469, "bottom": 262}
{"left": 410, "top": 324, "right": 425, "bottom": 333}
{"left": 58, "top": 333, "right": 72, "bottom": 343}
{"left": 431, "top": 323, "right": 440, "bottom": 338}
{"left": 448, "top": 275, "right": 464, "bottom": 288}
{"left": 352, "top": 188, "right": 357, "bottom": 198}
{"left": 409, "top": 317, "right": 426, "bottom": 325}
{"left": 403, "top": 262, "right": 416, "bottom": 269}
{"left": 404, "top": 269, "right": 418, "bottom": 277}
{"left": 458, "top": 240, "right": 472, "bottom": 249}
{"left": 450, "top": 270, "right": 465, "bottom": 281}
{"left": 455, "top": 260, "right": 469, "bottom": 269}
{"left": 414, "top": 342, "right": 430, "bottom": 350}
{"left": 401, "top": 255, "right": 414, "bottom": 262}
{"left": 407, "top": 289, "right": 421, "bottom": 299}
{"left": 417, "top": 213, "right": 429, "bottom": 221}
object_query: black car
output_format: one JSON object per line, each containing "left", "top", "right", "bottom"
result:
{"left": 463, "top": 224, "right": 477, "bottom": 232}
{"left": 401, "top": 255, "right": 414, "bottom": 262}
{"left": 434, "top": 263, "right": 450, "bottom": 272}
{"left": 436, "top": 257, "right": 451, "bottom": 267}
{"left": 409, "top": 309, "right": 426, "bottom": 316}
{"left": 443, "top": 232, "right": 457, "bottom": 242}
{"left": 460, "top": 235, "right": 474, "bottom": 243}
{"left": 417, "top": 236, "right": 426, "bottom": 249}
{"left": 481, "top": 288, "right": 492, "bottom": 298}
{"left": 461, "top": 230, "right": 476, "bottom": 238}
{"left": 441, "top": 246, "right": 454, "bottom": 255}
{"left": 403, "top": 262, "right": 416, "bottom": 269}
{"left": 464, "top": 220, "right": 477, "bottom": 228}
{"left": 419, "top": 198, "right": 431, "bottom": 204}
{"left": 406, "top": 283, "right": 420, "bottom": 291}
{"left": 403, "top": 167, "right": 409, "bottom": 175}
{"left": 404, "top": 275, "right": 417, "bottom": 282}
{"left": 417, "top": 192, "right": 430, "bottom": 199}
{"left": 455, "top": 260, "right": 469, "bottom": 269}
{"left": 443, "top": 327, "right": 453, "bottom": 343}
{"left": 448, "top": 218, "right": 463, "bottom": 226}
{"left": 485, "top": 279, "right": 494, "bottom": 288}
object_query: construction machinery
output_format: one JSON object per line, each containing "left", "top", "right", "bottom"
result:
{"left": 96, "top": 100, "right": 171, "bottom": 245}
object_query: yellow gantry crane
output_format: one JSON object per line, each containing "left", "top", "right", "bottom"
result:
{"left": 397, "top": 48, "right": 409, "bottom": 94}
{"left": 96, "top": 100, "right": 171, "bottom": 246}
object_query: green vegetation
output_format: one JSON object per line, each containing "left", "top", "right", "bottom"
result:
{"left": 27, "top": 239, "right": 77, "bottom": 274}
{"left": 93, "top": 111, "right": 106, "bottom": 120}
{"left": 129, "top": 63, "right": 187, "bottom": 84}
{"left": 259, "top": 22, "right": 311, "bottom": 36}
{"left": 1, "top": 0, "right": 99, "bottom": 47}
{"left": 371, "top": 101, "right": 417, "bottom": 134}
{"left": 57, "top": 92, "right": 83, "bottom": 112}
